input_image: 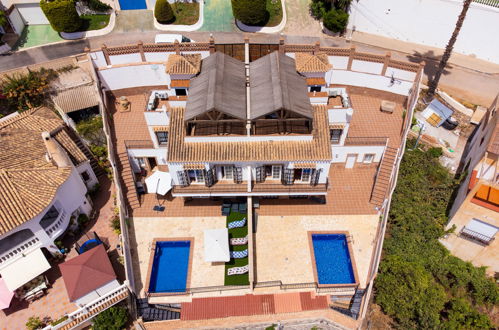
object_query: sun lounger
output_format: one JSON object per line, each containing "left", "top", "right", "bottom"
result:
{"left": 227, "top": 265, "right": 249, "bottom": 276}
{"left": 228, "top": 218, "right": 246, "bottom": 229}
{"left": 230, "top": 236, "right": 248, "bottom": 245}
{"left": 230, "top": 249, "right": 248, "bottom": 259}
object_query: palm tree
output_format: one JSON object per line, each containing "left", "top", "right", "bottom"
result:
{"left": 425, "top": 0, "right": 473, "bottom": 102}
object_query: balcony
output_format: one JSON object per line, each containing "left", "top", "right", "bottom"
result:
{"left": 172, "top": 181, "right": 328, "bottom": 196}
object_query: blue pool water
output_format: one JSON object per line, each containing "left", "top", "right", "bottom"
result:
{"left": 79, "top": 239, "right": 102, "bottom": 254}
{"left": 118, "top": 0, "right": 147, "bottom": 10}
{"left": 148, "top": 241, "right": 190, "bottom": 293}
{"left": 312, "top": 234, "right": 356, "bottom": 284}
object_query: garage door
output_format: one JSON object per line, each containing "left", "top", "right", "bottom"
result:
{"left": 16, "top": 3, "right": 49, "bottom": 25}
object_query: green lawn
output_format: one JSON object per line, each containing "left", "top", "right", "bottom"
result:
{"left": 265, "top": 0, "right": 283, "bottom": 27}
{"left": 171, "top": 2, "right": 200, "bottom": 25}
{"left": 224, "top": 211, "right": 249, "bottom": 286}
{"left": 79, "top": 14, "right": 110, "bottom": 31}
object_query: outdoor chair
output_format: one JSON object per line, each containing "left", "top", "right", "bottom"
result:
{"left": 228, "top": 218, "right": 246, "bottom": 229}
{"left": 227, "top": 265, "right": 249, "bottom": 276}
{"left": 230, "top": 249, "right": 248, "bottom": 259}
{"left": 230, "top": 236, "right": 248, "bottom": 246}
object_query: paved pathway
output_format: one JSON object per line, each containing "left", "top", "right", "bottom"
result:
{"left": 199, "top": 0, "right": 237, "bottom": 32}
{"left": 283, "top": 0, "right": 323, "bottom": 36}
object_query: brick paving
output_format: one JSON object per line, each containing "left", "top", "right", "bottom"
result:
{"left": 0, "top": 177, "right": 122, "bottom": 329}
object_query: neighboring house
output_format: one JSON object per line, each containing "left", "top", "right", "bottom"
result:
{"left": 1, "top": 0, "right": 49, "bottom": 35}
{"left": 89, "top": 38, "right": 422, "bottom": 327}
{"left": 59, "top": 244, "right": 121, "bottom": 307}
{"left": 441, "top": 94, "right": 499, "bottom": 275}
{"left": 0, "top": 107, "right": 97, "bottom": 292}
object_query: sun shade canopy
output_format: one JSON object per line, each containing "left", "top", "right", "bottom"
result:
{"left": 0, "top": 248, "right": 51, "bottom": 291}
{"left": 204, "top": 228, "right": 230, "bottom": 262}
{"left": 145, "top": 171, "right": 172, "bottom": 195}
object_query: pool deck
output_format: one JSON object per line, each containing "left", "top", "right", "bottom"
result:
{"left": 254, "top": 215, "right": 378, "bottom": 288}
{"left": 130, "top": 216, "right": 228, "bottom": 297}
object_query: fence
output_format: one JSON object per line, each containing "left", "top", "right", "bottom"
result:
{"left": 146, "top": 285, "right": 250, "bottom": 298}
{"left": 473, "top": 0, "right": 499, "bottom": 7}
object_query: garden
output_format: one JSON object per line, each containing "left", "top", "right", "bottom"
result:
{"left": 154, "top": 0, "right": 200, "bottom": 25}
{"left": 41, "top": 0, "right": 111, "bottom": 34}
{"left": 231, "top": 0, "right": 283, "bottom": 28}
{"left": 224, "top": 210, "right": 250, "bottom": 286}
{"left": 373, "top": 140, "right": 498, "bottom": 329}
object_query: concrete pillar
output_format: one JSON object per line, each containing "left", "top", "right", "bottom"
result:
{"left": 347, "top": 45, "right": 356, "bottom": 71}
{"left": 209, "top": 34, "right": 215, "bottom": 54}
{"left": 174, "top": 40, "right": 180, "bottom": 55}
{"left": 381, "top": 51, "right": 391, "bottom": 76}
{"left": 314, "top": 40, "right": 320, "bottom": 54}
{"left": 138, "top": 41, "right": 146, "bottom": 62}
{"left": 102, "top": 44, "right": 111, "bottom": 66}
{"left": 278, "top": 34, "right": 285, "bottom": 54}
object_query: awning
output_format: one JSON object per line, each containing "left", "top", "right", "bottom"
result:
{"left": 145, "top": 170, "right": 172, "bottom": 195}
{"left": 0, "top": 249, "right": 51, "bottom": 291}
{"left": 204, "top": 229, "right": 230, "bottom": 262}
{"left": 52, "top": 85, "right": 99, "bottom": 114}
{"left": 421, "top": 99, "right": 453, "bottom": 127}
{"left": 464, "top": 219, "right": 498, "bottom": 240}
{"left": 0, "top": 278, "right": 14, "bottom": 309}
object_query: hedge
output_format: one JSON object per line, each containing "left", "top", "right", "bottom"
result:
{"left": 154, "top": 0, "right": 174, "bottom": 23}
{"left": 40, "top": 0, "right": 82, "bottom": 33}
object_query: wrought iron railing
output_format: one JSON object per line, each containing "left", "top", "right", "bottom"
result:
{"left": 473, "top": 0, "right": 499, "bottom": 7}
{"left": 460, "top": 227, "right": 495, "bottom": 245}
{"left": 147, "top": 284, "right": 250, "bottom": 297}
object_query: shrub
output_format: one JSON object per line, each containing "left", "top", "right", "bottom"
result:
{"left": 76, "top": 115, "right": 105, "bottom": 146}
{"left": 1, "top": 69, "right": 54, "bottom": 111}
{"left": 231, "top": 0, "right": 267, "bottom": 26}
{"left": 110, "top": 215, "right": 121, "bottom": 235}
{"left": 92, "top": 306, "right": 128, "bottom": 330}
{"left": 88, "top": 0, "right": 111, "bottom": 11}
{"left": 40, "top": 0, "right": 82, "bottom": 33}
{"left": 322, "top": 9, "right": 349, "bottom": 33}
{"left": 77, "top": 213, "right": 89, "bottom": 227}
{"left": 309, "top": 0, "right": 327, "bottom": 19}
{"left": 50, "top": 316, "right": 68, "bottom": 326}
{"left": 154, "top": 0, "right": 174, "bottom": 23}
{"left": 26, "top": 316, "right": 44, "bottom": 330}
{"left": 427, "top": 146, "right": 443, "bottom": 158}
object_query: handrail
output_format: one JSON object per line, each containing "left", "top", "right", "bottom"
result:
{"left": 281, "top": 282, "right": 317, "bottom": 290}
{"left": 253, "top": 280, "right": 282, "bottom": 288}
{"left": 460, "top": 227, "right": 495, "bottom": 244}
{"left": 147, "top": 284, "right": 251, "bottom": 297}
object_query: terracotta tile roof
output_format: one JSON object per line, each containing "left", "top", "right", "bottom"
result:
{"left": 0, "top": 168, "right": 71, "bottom": 235}
{"left": 181, "top": 292, "right": 328, "bottom": 321}
{"left": 0, "top": 107, "right": 88, "bottom": 235}
{"left": 295, "top": 53, "right": 331, "bottom": 73}
{"left": 167, "top": 105, "right": 331, "bottom": 162}
{"left": 306, "top": 77, "right": 326, "bottom": 86}
{"left": 166, "top": 54, "right": 202, "bottom": 75}
{"left": 170, "top": 79, "right": 190, "bottom": 88}
{"left": 59, "top": 245, "right": 117, "bottom": 301}
{"left": 52, "top": 85, "right": 99, "bottom": 114}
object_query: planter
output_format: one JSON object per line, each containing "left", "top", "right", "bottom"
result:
{"left": 0, "top": 44, "right": 12, "bottom": 54}
{"left": 320, "top": 22, "right": 342, "bottom": 37}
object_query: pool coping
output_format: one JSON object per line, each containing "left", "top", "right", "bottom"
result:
{"left": 307, "top": 231, "right": 360, "bottom": 288}
{"left": 145, "top": 237, "right": 195, "bottom": 297}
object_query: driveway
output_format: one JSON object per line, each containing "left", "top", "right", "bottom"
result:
{"left": 283, "top": 0, "right": 322, "bottom": 36}
{"left": 200, "top": 0, "right": 238, "bottom": 32}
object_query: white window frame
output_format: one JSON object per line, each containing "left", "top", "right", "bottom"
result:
{"left": 300, "top": 168, "right": 312, "bottom": 183}
{"left": 188, "top": 169, "right": 205, "bottom": 183}
{"left": 363, "top": 154, "right": 375, "bottom": 163}
{"left": 222, "top": 166, "right": 234, "bottom": 180}
{"left": 271, "top": 165, "right": 282, "bottom": 180}
{"left": 137, "top": 157, "right": 146, "bottom": 168}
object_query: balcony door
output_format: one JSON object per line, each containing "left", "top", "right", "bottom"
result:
{"left": 346, "top": 154, "right": 357, "bottom": 169}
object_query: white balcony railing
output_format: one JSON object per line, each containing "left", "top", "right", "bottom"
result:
{"left": 45, "top": 283, "right": 129, "bottom": 330}
{"left": 0, "top": 237, "right": 41, "bottom": 268}
{"left": 44, "top": 210, "right": 68, "bottom": 239}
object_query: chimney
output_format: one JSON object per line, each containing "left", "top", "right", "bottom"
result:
{"left": 42, "top": 132, "right": 72, "bottom": 168}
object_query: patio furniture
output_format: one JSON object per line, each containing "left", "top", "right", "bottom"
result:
{"left": 227, "top": 265, "right": 249, "bottom": 276}
{"left": 230, "top": 249, "right": 248, "bottom": 259}
{"left": 239, "top": 203, "right": 247, "bottom": 213}
{"left": 222, "top": 207, "right": 231, "bottom": 216}
{"left": 204, "top": 229, "right": 230, "bottom": 262}
{"left": 230, "top": 236, "right": 248, "bottom": 246}
{"left": 228, "top": 218, "right": 246, "bottom": 229}
{"left": 231, "top": 203, "right": 239, "bottom": 212}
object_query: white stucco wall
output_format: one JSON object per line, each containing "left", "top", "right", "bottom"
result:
{"left": 127, "top": 149, "right": 167, "bottom": 169}
{"left": 75, "top": 279, "right": 120, "bottom": 306}
{"left": 329, "top": 70, "right": 413, "bottom": 95}
{"left": 8, "top": 8, "right": 25, "bottom": 35}
{"left": 348, "top": 0, "right": 499, "bottom": 63}
{"left": 331, "top": 145, "right": 385, "bottom": 163}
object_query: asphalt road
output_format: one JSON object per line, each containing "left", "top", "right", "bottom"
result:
{"left": 1, "top": 31, "right": 497, "bottom": 106}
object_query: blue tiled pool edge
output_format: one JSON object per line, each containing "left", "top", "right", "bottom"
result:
{"left": 148, "top": 240, "right": 191, "bottom": 293}
{"left": 311, "top": 233, "right": 357, "bottom": 285}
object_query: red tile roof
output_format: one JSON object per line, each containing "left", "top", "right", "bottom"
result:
{"left": 59, "top": 245, "right": 117, "bottom": 301}
{"left": 180, "top": 292, "right": 328, "bottom": 321}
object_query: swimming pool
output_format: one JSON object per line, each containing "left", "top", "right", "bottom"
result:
{"left": 311, "top": 234, "right": 356, "bottom": 284}
{"left": 118, "top": 0, "right": 147, "bottom": 10}
{"left": 148, "top": 241, "right": 191, "bottom": 293}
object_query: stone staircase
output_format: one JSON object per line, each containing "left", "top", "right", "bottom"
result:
{"left": 370, "top": 147, "right": 398, "bottom": 208}
{"left": 137, "top": 299, "right": 181, "bottom": 322}
{"left": 117, "top": 151, "right": 140, "bottom": 210}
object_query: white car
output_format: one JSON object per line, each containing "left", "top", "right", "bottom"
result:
{"left": 154, "top": 34, "right": 194, "bottom": 43}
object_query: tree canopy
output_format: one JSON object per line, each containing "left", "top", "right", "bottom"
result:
{"left": 40, "top": 0, "right": 82, "bottom": 33}
{"left": 154, "top": 0, "right": 174, "bottom": 23}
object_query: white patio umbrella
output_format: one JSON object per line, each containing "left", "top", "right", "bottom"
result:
{"left": 204, "top": 229, "right": 230, "bottom": 262}
{"left": 145, "top": 171, "right": 172, "bottom": 195}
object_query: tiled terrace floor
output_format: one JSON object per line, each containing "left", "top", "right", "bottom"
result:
{"left": 0, "top": 177, "right": 122, "bottom": 330}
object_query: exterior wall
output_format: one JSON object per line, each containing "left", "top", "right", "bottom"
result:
{"left": 127, "top": 148, "right": 168, "bottom": 171}
{"left": 74, "top": 279, "right": 121, "bottom": 306}
{"left": 0, "top": 168, "right": 91, "bottom": 269}
{"left": 8, "top": 7, "right": 25, "bottom": 34}
{"left": 76, "top": 161, "right": 99, "bottom": 189}
{"left": 331, "top": 145, "right": 385, "bottom": 163}
{"left": 15, "top": 3, "right": 49, "bottom": 25}
{"left": 348, "top": 0, "right": 499, "bottom": 63}
{"left": 328, "top": 70, "right": 412, "bottom": 96}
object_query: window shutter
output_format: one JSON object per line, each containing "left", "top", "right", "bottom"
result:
{"left": 310, "top": 168, "right": 322, "bottom": 186}
{"left": 256, "top": 166, "right": 265, "bottom": 183}
{"left": 205, "top": 169, "right": 215, "bottom": 187}
{"left": 234, "top": 167, "right": 243, "bottom": 184}
{"left": 177, "top": 171, "right": 189, "bottom": 187}
{"left": 282, "top": 169, "right": 294, "bottom": 185}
